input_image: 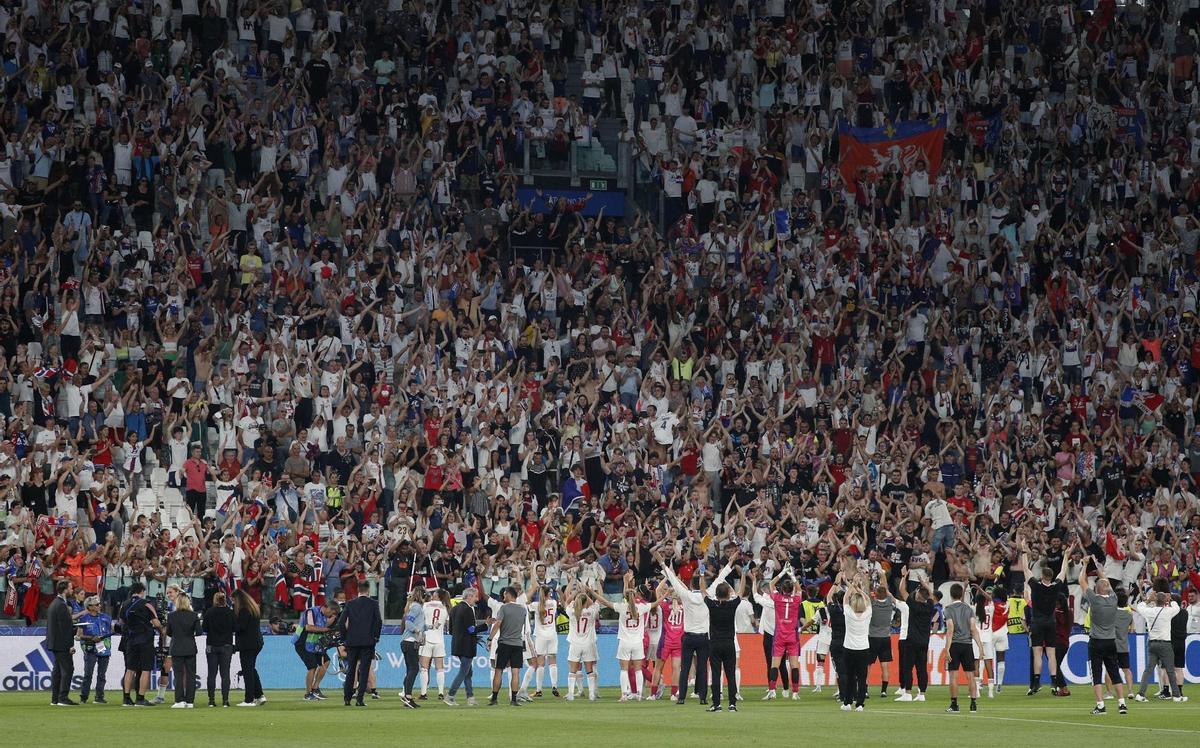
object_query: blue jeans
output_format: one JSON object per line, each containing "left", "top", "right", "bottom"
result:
{"left": 81, "top": 651, "right": 108, "bottom": 701}
{"left": 932, "top": 524, "right": 956, "bottom": 553}
{"left": 448, "top": 656, "right": 474, "bottom": 698}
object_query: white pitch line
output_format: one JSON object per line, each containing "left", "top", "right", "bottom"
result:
{"left": 872, "top": 709, "right": 1200, "bottom": 734}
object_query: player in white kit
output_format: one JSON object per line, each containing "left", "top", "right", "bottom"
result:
{"left": 418, "top": 588, "right": 451, "bottom": 700}
{"left": 527, "top": 576, "right": 562, "bottom": 697}
{"left": 563, "top": 580, "right": 600, "bottom": 701}
{"left": 595, "top": 571, "right": 658, "bottom": 701}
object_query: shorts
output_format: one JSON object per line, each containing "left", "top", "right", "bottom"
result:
{"left": 1088, "top": 639, "right": 1121, "bottom": 686}
{"left": 947, "top": 642, "right": 975, "bottom": 672}
{"left": 616, "top": 640, "right": 646, "bottom": 661}
{"left": 1116, "top": 651, "right": 1130, "bottom": 670}
{"left": 125, "top": 644, "right": 155, "bottom": 672}
{"left": 1174, "top": 640, "right": 1186, "bottom": 669}
{"left": 419, "top": 638, "right": 446, "bottom": 659}
{"left": 296, "top": 642, "right": 329, "bottom": 670}
{"left": 973, "top": 636, "right": 994, "bottom": 660}
{"left": 657, "top": 639, "right": 681, "bottom": 660}
{"left": 1029, "top": 617, "right": 1056, "bottom": 648}
{"left": 772, "top": 636, "right": 800, "bottom": 658}
{"left": 533, "top": 632, "right": 558, "bottom": 657}
{"left": 817, "top": 629, "right": 831, "bottom": 655}
{"left": 567, "top": 641, "right": 598, "bottom": 663}
{"left": 495, "top": 643, "right": 524, "bottom": 670}
{"left": 992, "top": 629, "right": 1009, "bottom": 652}
{"left": 868, "top": 636, "right": 893, "bottom": 663}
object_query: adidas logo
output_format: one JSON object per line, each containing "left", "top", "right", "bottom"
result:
{"left": 3, "top": 644, "right": 78, "bottom": 691}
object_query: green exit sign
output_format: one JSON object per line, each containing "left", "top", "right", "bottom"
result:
{"left": 589, "top": 179, "right": 607, "bottom": 191}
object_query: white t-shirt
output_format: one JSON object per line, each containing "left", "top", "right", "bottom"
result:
{"left": 844, "top": 604, "right": 872, "bottom": 650}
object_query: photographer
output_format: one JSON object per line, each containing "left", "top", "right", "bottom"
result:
{"left": 78, "top": 595, "right": 113, "bottom": 704}
{"left": 296, "top": 601, "right": 339, "bottom": 701}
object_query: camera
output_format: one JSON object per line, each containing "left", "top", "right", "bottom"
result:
{"left": 268, "top": 616, "right": 297, "bottom": 635}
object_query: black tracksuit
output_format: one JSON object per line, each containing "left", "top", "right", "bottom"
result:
{"left": 705, "top": 597, "right": 740, "bottom": 707}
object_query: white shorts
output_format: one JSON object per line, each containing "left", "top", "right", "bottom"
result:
{"left": 534, "top": 632, "right": 558, "bottom": 657}
{"left": 648, "top": 632, "right": 662, "bottom": 658}
{"left": 616, "top": 640, "right": 646, "bottom": 661}
{"left": 419, "top": 638, "right": 446, "bottom": 659}
{"left": 972, "top": 637, "right": 995, "bottom": 661}
{"left": 567, "top": 641, "right": 598, "bottom": 663}
{"left": 992, "top": 630, "right": 1009, "bottom": 652}
{"left": 817, "top": 628, "right": 831, "bottom": 655}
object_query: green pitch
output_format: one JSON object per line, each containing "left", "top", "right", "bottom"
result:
{"left": 2, "top": 688, "right": 1198, "bottom": 746}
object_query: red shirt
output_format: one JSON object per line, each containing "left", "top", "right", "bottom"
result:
{"left": 183, "top": 457, "right": 209, "bottom": 492}
{"left": 812, "top": 334, "right": 835, "bottom": 365}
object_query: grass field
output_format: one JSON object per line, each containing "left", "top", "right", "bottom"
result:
{"left": 2, "top": 687, "right": 1199, "bottom": 746}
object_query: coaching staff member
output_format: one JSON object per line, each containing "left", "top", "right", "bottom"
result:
{"left": 704, "top": 564, "right": 741, "bottom": 712}
{"left": 166, "top": 596, "right": 202, "bottom": 707}
{"left": 46, "top": 580, "right": 77, "bottom": 706}
{"left": 202, "top": 592, "right": 235, "bottom": 707}
{"left": 490, "top": 586, "right": 527, "bottom": 706}
{"left": 943, "top": 582, "right": 983, "bottom": 713}
{"left": 656, "top": 548, "right": 712, "bottom": 705}
{"left": 1078, "top": 556, "right": 1128, "bottom": 715}
{"left": 446, "top": 587, "right": 480, "bottom": 706}
{"left": 120, "top": 581, "right": 160, "bottom": 707}
{"left": 338, "top": 591, "right": 382, "bottom": 706}
{"left": 1022, "top": 549, "right": 1069, "bottom": 694}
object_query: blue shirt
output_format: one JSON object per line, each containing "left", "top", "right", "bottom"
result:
{"left": 400, "top": 601, "right": 425, "bottom": 643}
{"left": 79, "top": 612, "right": 113, "bottom": 651}
{"left": 597, "top": 554, "right": 629, "bottom": 594}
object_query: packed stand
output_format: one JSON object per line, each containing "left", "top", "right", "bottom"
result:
{"left": 0, "top": 0, "right": 1199, "bottom": 642}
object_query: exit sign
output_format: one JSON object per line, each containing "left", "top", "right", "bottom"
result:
{"left": 589, "top": 179, "right": 607, "bottom": 191}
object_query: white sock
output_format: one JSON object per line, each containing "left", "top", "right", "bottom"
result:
{"left": 549, "top": 661, "right": 558, "bottom": 688}
{"left": 997, "top": 661, "right": 1006, "bottom": 685}
{"left": 635, "top": 669, "right": 645, "bottom": 696}
{"left": 520, "top": 666, "right": 534, "bottom": 693}
{"left": 419, "top": 668, "right": 429, "bottom": 695}
{"left": 588, "top": 672, "right": 598, "bottom": 698}
{"left": 619, "top": 669, "right": 631, "bottom": 695}
{"left": 568, "top": 673, "right": 579, "bottom": 696}
{"left": 436, "top": 668, "right": 445, "bottom": 695}
{"left": 1097, "top": 701, "right": 1105, "bottom": 708}
{"left": 736, "top": 667, "right": 741, "bottom": 693}
{"left": 157, "top": 682, "right": 166, "bottom": 699}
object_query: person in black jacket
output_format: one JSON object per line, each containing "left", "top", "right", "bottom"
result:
{"left": 338, "top": 591, "right": 383, "bottom": 706}
{"left": 897, "top": 574, "right": 934, "bottom": 701}
{"left": 232, "top": 590, "right": 265, "bottom": 707}
{"left": 45, "top": 580, "right": 77, "bottom": 706}
{"left": 166, "top": 596, "right": 202, "bottom": 707}
{"left": 827, "top": 589, "right": 847, "bottom": 704}
{"left": 446, "top": 587, "right": 479, "bottom": 706}
{"left": 202, "top": 591, "right": 235, "bottom": 707}
{"left": 703, "top": 565, "right": 741, "bottom": 712}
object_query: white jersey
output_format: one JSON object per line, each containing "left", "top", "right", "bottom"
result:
{"left": 533, "top": 597, "right": 559, "bottom": 637}
{"left": 423, "top": 600, "right": 448, "bottom": 635}
{"left": 646, "top": 605, "right": 663, "bottom": 638}
{"left": 614, "top": 601, "right": 651, "bottom": 643}
{"left": 566, "top": 601, "right": 600, "bottom": 645}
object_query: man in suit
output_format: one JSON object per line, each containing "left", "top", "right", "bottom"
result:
{"left": 46, "top": 580, "right": 77, "bottom": 706}
{"left": 338, "top": 591, "right": 382, "bottom": 706}
{"left": 446, "top": 587, "right": 479, "bottom": 706}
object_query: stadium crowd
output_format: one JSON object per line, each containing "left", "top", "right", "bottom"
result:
{"left": 2, "top": 0, "right": 1200, "bottom": 694}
